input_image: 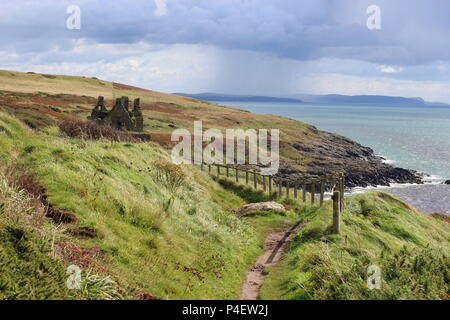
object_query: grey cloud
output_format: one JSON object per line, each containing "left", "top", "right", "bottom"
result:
{"left": 0, "top": 0, "right": 449, "bottom": 66}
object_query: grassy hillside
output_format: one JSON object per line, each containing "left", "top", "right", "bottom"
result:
{"left": 0, "top": 70, "right": 448, "bottom": 300}
{"left": 0, "top": 69, "right": 421, "bottom": 188}
{"left": 0, "top": 112, "right": 301, "bottom": 299}
{"left": 261, "top": 192, "right": 450, "bottom": 300}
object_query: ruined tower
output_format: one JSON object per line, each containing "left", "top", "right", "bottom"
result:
{"left": 88, "top": 96, "right": 144, "bottom": 132}
{"left": 132, "top": 98, "right": 144, "bottom": 132}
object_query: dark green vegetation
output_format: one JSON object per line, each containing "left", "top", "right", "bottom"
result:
{"left": 261, "top": 193, "right": 450, "bottom": 300}
{"left": 0, "top": 226, "right": 73, "bottom": 299}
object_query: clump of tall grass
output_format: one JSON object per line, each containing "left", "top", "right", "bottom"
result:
{"left": 0, "top": 166, "right": 47, "bottom": 232}
{"left": 291, "top": 244, "right": 449, "bottom": 300}
{"left": 152, "top": 161, "right": 186, "bottom": 194}
{"left": 79, "top": 271, "right": 123, "bottom": 300}
{"left": 58, "top": 118, "right": 139, "bottom": 142}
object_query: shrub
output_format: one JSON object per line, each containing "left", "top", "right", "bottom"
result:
{"left": 58, "top": 118, "right": 139, "bottom": 143}
{"left": 152, "top": 161, "right": 186, "bottom": 194}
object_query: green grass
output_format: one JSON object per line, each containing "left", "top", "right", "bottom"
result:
{"left": 1, "top": 111, "right": 449, "bottom": 300}
{"left": 260, "top": 192, "right": 450, "bottom": 300}
{"left": 0, "top": 225, "right": 75, "bottom": 300}
{"left": 0, "top": 112, "right": 302, "bottom": 299}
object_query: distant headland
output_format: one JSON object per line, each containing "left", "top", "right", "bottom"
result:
{"left": 176, "top": 92, "right": 450, "bottom": 107}
{"left": 173, "top": 93, "right": 303, "bottom": 103}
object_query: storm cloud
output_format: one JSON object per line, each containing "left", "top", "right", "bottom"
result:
{"left": 1, "top": 0, "right": 449, "bottom": 64}
{"left": 1, "top": 0, "right": 450, "bottom": 101}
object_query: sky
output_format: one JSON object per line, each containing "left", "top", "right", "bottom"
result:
{"left": 1, "top": 0, "right": 450, "bottom": 102}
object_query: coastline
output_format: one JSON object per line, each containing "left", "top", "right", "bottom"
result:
{"left": 211, "top": 100, "right": 450, "bottom": 190}
{"left": 344, "top": 175, "right": 450, "bottom": 215}
{"left": 321, "top": 154, "right": 450, "bottom": 215}
{"left": 378, "top": 154, "right": 445, "bottom": 184}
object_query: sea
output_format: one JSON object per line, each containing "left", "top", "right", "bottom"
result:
{"left": 211, "top": 101, "right": 450, "bottom": 214}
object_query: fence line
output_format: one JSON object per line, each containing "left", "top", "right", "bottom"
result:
{"left": 200, "top": 163, "right": 344, "bottom": 207}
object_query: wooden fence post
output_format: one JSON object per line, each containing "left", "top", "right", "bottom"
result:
{"left": 294, "top": 184, "right": 298, "bottom": 199}
{"left": 268, "top": 176, "right": 272, "bottom": 194}
{"left": 286, "top": 183, "right": 290, "bottom": 198}
{"left": 263, "top": 176, "right": 267, "bottom": 192}
{"left": 226, "top": 167, "right": 230, "bottom": 177}
{"left": 217, "top": 165, "right": 220, "bottom": 176}
{"left": 302, "top": 184, "right": 306, "bottom": 202}
{"left": 278, "top": 180, "right": 282, "bottom": 198}
{"left": 320, "top": 180, "right": 325, "bottom": 207}
{"left": 253, "top": 171, "right": 257, "bottom": 189}
{"left": 340, "top": 173, "right": 345, "bottom": 211}
{"left": 333, "top": 190, "right": 341, "bottom": 234}
{"left": 235, "top": 168, "right": 239, "bottom": 183}
{"left": 208, "top": 164, "right": 211, "bottom": 173}
{"left": 245, "top": 171, "right": 249, "bottom": 185}
{"left": 201, "top": 163, "right": 204, "bottom": 171}
{"left": 311, "top": 183, "right": 315, "bottom": 205}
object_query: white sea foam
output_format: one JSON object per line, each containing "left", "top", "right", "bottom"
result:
{"left": 377, "top": 154, "right": 396, "bottom": 165}
{"left": 422, "top": 174, "right": 445, "bottom": 184}
{"left": 346, "top": 182, "right": 423, "bottom": 197}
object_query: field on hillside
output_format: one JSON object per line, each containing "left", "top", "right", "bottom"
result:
{"left": 0, "top": 69, "right": 420, "bottom": 188}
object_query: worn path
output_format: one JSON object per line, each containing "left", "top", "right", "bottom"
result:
{"left": 240, "top": 223, "right": 303, "bottom": 300}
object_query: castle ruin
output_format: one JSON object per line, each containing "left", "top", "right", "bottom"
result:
{"left": 88, "top": 96, "right": 144, "bottom": 132}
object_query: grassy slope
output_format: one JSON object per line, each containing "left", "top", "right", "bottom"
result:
{"left": 261, "top": 192, "right": 450, "bottom": 300}
{"left": 0, "top": 69, "right": 385, "bottom": 181}
{"left": 0, "top": 112, "right": 303, "bottom": 299}
{"left": 0, "top": 70, "right": 448, "bottom": 300}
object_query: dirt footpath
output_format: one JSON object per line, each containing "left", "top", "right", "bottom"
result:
{"left": 240, "top": 223, "right": 303, "bottom": 300}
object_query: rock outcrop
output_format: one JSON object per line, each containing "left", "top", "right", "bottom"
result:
{"left": 274, "top": 130, "right": 423, "bottom": 188}
{"left": 236, "top": 202, "right": 286, "bottom": 215}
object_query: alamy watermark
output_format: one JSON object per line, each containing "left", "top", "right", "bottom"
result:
{"left": 367, "top": 5, "right": 382, "bottom": 30}
{"left": 66, "top": 5, "right": 81, "bottom": 30}
{"left": 171, "top": 121, "right": 280, "bottom": 175}
{"left": 66, "top": 1, "right": 168, "bottom": 30}
{"left": 154, "top": 0, "right": 168, "bottom": 16}
{"left": 66, "top": 265, "right": 82, "bottom": 290}
{"left": 367, "top": 265, "right": 382, "bottom": 290}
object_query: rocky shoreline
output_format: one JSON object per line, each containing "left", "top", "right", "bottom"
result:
{"left": 275, "top": 129, "right": 424, "bottom": 189}
{"left": 278, "top": 162, "right": 423, "bottom": 189}
{"left": 343, "top": 163, "right": 423, "bottom": 188}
